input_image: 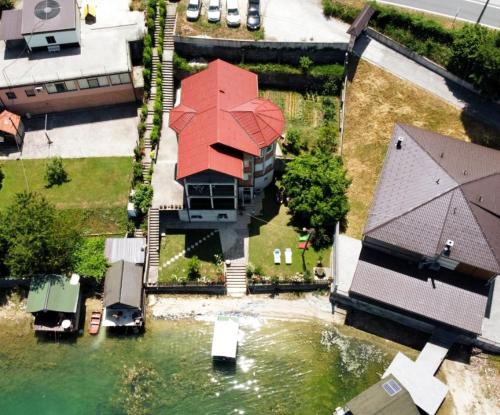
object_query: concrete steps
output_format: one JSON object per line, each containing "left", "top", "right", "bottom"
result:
{"left": 148, "top": 208, "right": 160, "bottom": 266}
{"left": 225, "top": 260, "right": 247, "bottom": 297}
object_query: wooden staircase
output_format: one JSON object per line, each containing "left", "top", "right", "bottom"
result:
{"left": 148, "top": 208, "right": 160, "bottom": 267}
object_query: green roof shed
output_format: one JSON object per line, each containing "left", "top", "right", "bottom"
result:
{"left": 26, "top": 276, "right": 80, "bottom": 314}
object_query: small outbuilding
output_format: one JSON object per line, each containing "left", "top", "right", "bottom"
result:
{"left": 26, "top": 275, "right": 81, "bottom": 332}
{"left": 102, "top": 260, "right": 144, "bottom": 328}
{"left": 0, "top": 110, "right": 24, "bottom": 147}
{"left": 342, "top": 374, "right": 419, "bottom": 415}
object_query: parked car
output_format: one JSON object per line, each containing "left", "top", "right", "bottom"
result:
{"left": 226, "top": 0, "right": 241, "bottom": 27}
{"left": 207, "top": 0, "right": 221, "bottom": 23}
{"left": 247, "top": 0, "right": 261, "bottom": 30}
{"left": 186, "top": 0, "right": 201, "bottom": 21}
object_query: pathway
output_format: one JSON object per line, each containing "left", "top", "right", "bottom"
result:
{"left": 159, "top": 230, "right": 218, "bottom": 269}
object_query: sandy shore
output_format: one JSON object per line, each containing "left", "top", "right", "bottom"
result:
{"left": 148, "top": 292, "right": 335, "bottom": 323}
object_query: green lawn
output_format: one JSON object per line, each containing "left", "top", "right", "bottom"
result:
{"left": 0, "top": 157, "right": 132, "bottom": 234}
{"left": 249, "top": 185, "right": 331, "bottom": 279}
{"left": 259, "top": 90, "right": 338, "bottom": 154}
{"left": 158, "top": 229, "right": 224, "bottom": 283}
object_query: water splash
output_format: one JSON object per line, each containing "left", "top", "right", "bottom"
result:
{"left": 321, "top": 327, "right": 387, "bottom": 378}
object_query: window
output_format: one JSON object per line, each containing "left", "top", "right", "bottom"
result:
{"left": 55, "top": 82, "right": 67, "bottom": 93}
{"left": 6, "top": 91, "right": 16, "bottom": 99}
{"left": 190, "top": 198, "right": 212, "bottom": 210}
{"left": 110, "top": 72, "right": 131, "bottom": 85}
{"left": 265, "top": 144, "right": 273, "bottom": 154}
{"left": 98, "top": 76, "right": 109, "bottom": 87}
{"left": 65, "top": 80, "right": 77, "bottom": 91}
{"left": 87, "top": 78, "right": 99, "bottom": 88}
{"left": 213, "top": 198, "right": 235, "bottom": 209}
{"left": 46, "top": 36, "right": 56, "bottom": 44}
{"left": 191, "top": 215, "right": 203, "bottom": 219}
{"left": 217, "top": 213, "right": 228, "bottom": 220}
{"left": 187, "top": 184, "right": 210, "bottom": 196}
{"left": 25, "top": 89, "right": 36, "bottom": 97}
{"left": 78, "top": 79, "right": 89, "bottom": 89}
{"left": 212, "top": 185, "right": 234, "bottom": 196}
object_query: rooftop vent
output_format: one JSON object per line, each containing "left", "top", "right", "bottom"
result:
{"left": 478, "top": 195, "right": 484, "bottom": 203}
{"left": 440, "top": 152, "right": 444, "bottom": 158}
{"left": 463, "top": 169, "right": 469, "bottom": 176}
{"left": 442, "top": 239, "right": 454, "bottom": 257}
{"left": 34, "top": 0, "right": 61, "bottom": 20}
{"left": 396, "top": 137, "right": 404, "bottom": 150}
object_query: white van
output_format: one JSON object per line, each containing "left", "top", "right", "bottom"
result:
{"left": 226, "top": 0, "right": 241, "bottom": 27}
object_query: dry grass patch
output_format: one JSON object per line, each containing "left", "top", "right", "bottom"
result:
{"left": 343, "top": 59, "right": 499, "bottom": 239}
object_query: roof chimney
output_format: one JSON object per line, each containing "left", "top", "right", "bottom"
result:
{"left": 396, "top": 137, "right": 404, "bottom": 150}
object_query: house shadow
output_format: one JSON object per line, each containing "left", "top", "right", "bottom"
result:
{"left": 3, "top": 43, "right": 82, "bottom": 61}
{"left": 247, "top": 182, "right": 282, "bottom": 239}
{"left": 344, "top": 308, "right": 429, "bottom": 351}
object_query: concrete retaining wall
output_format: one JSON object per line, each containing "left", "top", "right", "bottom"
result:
{"left": 145, "top": 284, "right": 226, "bottom": 295}
{"left": 174, "top": 36, "right": 348, "bottom": 65}
{"left": 249, "top": 283, "right": 330, "bottom": 294}
{"left": 364, "top": 28, "right": 478, "bottom": 94}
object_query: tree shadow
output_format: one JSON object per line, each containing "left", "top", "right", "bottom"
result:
{"left": 247, "top": 182, "right": 281, "bottom": 239}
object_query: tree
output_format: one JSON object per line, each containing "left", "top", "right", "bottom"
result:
{"left": 45, "top": 157, "right": 69, "bottom": 187}
{"left": 73, "top": 237, "right": 108, "bottom": 280}
{"left": 187, "top": 255, "right": 201, "bottom": 281}
{"left": 285, "top": 128, "right": 302, "bottom": 155}
{"left": 299, "top": 56, "right": 313, "bottom": 74}
{"left": 0, "top": 192, "right": 81, "bottom": 278}
{"left": 282, "top": 154, "right": 350, "bottom": 244}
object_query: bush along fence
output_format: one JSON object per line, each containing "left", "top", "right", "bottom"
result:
{"left": 174, "top": 53, "right": 345, "bottom": 94}
{"left": 322, "top": 0, "right": 500, "bottom": 99}
{"left": 145, "top": 281, "right": 226, "bottom": 295}
{"left": 130, "top": 0, "right": 166, "bottom": 237}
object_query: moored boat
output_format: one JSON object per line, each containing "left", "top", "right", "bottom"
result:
{"left": 88, "top": 311, "right": 102, "bottom": 335}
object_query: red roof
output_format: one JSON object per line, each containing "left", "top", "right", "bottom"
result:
{"left": 170, "top": 60, "right": 285, "bottom": 180}
{"left": 0, "top": 110, "right": 21, "bottom": 136}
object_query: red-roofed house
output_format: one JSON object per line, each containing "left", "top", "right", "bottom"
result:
{"left": 169, "top": 60, "right": 285, "bottom": 222}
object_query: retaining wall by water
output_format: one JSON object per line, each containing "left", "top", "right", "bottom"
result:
{"left": 174, "top": 36, "right": 348, "bottom": 65}
{"left": 249, "top": 282, "right": 330, "bottom": 294}
{"left": 145, "top": 284, "right": 226, "bottom": 295}
{"left": 364, "top": 28, "right": 478, "bottom": 94}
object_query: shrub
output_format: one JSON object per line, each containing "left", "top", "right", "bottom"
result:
{"left": 132, "top": 161, "right": 143, "bottom": 185}
{"left": 143, "top": 46, "right": 152, "bottom": 67}
{"left": 133, "top": 184, "right": 153, "bottom": 214}
{"left": 150, "top": 125, "right": 160, "bottom": 146}
{"left": 143, "top": 67, "right": 151, "bottom": 90}
{"left": 73, "top": 237, "right": 109, "bottom": 280}
{"left": 0, "top": 0, "right": 14, "bottom": 17}
{"left": 254, "top": 265, "right": 264, "bottom": 276}
{"left": 153, "top": 113, "right": 162, "bottom": 127}
{"left": 246, "top": 263, "right": 255, "bottom": 279}
{"left": 285, "top": 128, "right": 302, "bottom": 155}
{"left": 187, "top": 256, "right": 201, "bottom": 280}
{"left": 315, "top": 122, "right": 338, "bottom": 154}
{"left": 154, "top": 97, "right": 162, "bottom": 114}
{"left": 299, "top": 56, "right": 313, "bottom": 74}
{"left": 45, "top": 157, "right": 68, "bottom": 187}
{"left": 141, "top": 103, "right": 148, "bottom": 121}
{"left": 157, "top": 44, "right": 163, "bottom": 61}
{"left": 134, "top": 142, "right": 144, "bottom": 161}
{"left": 143, "top": 33, "right": 152, "bottom": 48}
{"left": 322, "top": 1, "right": 358, "bottom": 23}
{"left": 0, "top": 165, "right": 4, "bottom": 190}
{"left": 322, "top": 96, "right": 336, "bottom": 122}
{"left": 137, "top": 121, "right": 146, "bottom": 138}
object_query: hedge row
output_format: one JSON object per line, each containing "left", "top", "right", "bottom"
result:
{"left": 322, "top": 0, "right": 500, "bottom": 97}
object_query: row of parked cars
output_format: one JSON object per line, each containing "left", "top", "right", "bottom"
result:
{"left": 186, "top": 0, "right": 261, "bottom": 30}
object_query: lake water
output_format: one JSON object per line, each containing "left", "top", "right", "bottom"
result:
{"left": 0, "top": 316, "right": 390, "bottom": 415}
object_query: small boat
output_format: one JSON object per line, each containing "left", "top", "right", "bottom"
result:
{"left": 211, "top": 315, "right": 239, "bottom": 362}
{"left": 88, "top": 311, "right": 102, "bottom": 335}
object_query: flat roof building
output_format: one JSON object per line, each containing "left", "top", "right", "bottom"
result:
{"left": 0, "top": 0, "right": 144, "bottom": 114}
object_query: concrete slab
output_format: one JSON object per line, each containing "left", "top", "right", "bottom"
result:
{"left": 0, "top": 104, "right": 139, "bottom": 159}
{"left": 336, "top": 234, "right": 362, "bottom": 295}
{"left": 151, "top": 113, "right": 184, "bottom": 209}
{"left": 415, "top": 342, "right": 450, "bottom": 375}
{"left": 384, "top": 352, "right": 448, "bottom": 415}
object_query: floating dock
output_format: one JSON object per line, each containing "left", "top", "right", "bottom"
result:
{"left": 211, "top": 315, "right": 239, "bottom": 361}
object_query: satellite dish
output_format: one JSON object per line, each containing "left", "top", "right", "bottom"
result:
{"left": 34, "top": 0, "right": 61, "bottom": 20}
{"left": 61, "top": 319, "right": 72, "bottom": 330}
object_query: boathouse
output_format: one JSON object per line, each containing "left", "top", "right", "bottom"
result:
{"left": 26, "top": 275, "right": 81, "bottom": 332}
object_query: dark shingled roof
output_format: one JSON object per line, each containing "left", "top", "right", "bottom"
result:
{"left": 365, "top": 124, "right": 500, "bottom": 274}
{"left": 346, "top": 374, "right": 419, "bottom": 415}
{"left": 104, "top": 261, "right": 143, "bottom": 309}
{"left": 350, "top": 247, "right": 489, "bottom": 334}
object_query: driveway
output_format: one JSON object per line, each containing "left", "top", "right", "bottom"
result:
{"left": 0, "top": 104, "right": 139, "bottom": 160}
{"left": 262, "top": 0, "right": 350, "bottom": 42}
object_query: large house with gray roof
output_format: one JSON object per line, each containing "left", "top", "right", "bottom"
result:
{"left": 349, "top": 124, "right": 500, "bottom": 336}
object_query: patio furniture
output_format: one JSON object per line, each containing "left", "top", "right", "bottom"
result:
{"left": 285, "top": 248, "right": 292, "bottom": 265}
{"left": 273, "top": 248, "right": 281, "bottom": 264}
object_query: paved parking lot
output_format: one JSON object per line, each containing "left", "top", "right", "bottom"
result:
{"left": 0, "top": 104, "right": 139, "bottom": 160}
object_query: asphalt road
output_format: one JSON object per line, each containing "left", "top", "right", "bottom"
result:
{"left": 377, "top": 0, "right": 500, "bottom": 28}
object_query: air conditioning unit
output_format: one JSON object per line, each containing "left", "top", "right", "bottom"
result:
{"left": 442, "top": 239, "right": 454, "bottom": 257}
{"left": 35, "top": 86, "right": 43, "bottom": 93}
